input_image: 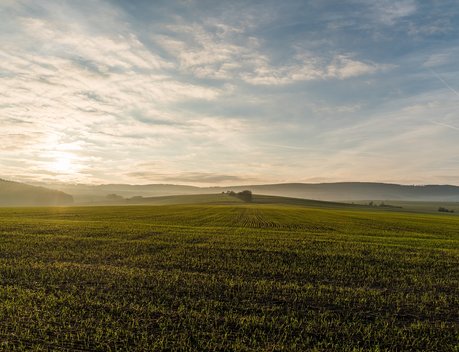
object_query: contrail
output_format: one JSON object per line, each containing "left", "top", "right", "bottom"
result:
{"left": 260, "top": 143, "right": 383, "bottom": 157}
{"left": 431, "top": 120, "right": 459, "bottom": 131}
{"left": 262, "top": 143, "right": 311, "bottom": 151}
{"left": 430, "top": 69, "right": 459, "bottom": 98}
{"left": 429, "top": 70, "right": 459, "bottom": 132}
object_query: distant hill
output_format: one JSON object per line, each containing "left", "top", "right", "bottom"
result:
{"left": 34, "top": 183, "right": 202, "bottom": 203}
{"left": 223, "top": 182, "right": 459, "bottom": 202}
{"left": 34, "top": 181, "right": 459, "bottom": 203}
{"left": 125, "top": 193, "right": 361, "bottom": 208}
{"left": 0, "top": 179, "right": 73, "bottom": 206}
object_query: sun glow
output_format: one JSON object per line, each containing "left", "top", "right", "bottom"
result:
{"left": 48, "top": 151, "right": 80, "bottom": 175}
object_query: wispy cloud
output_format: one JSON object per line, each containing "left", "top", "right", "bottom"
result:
{"left": 1, "top": 0, "right": 459, "bottom": 185}
{"left": 154, "top": 22, "right": 391, "bottom": 85}
{"left": 126, "top": 171, "right": 255, "bottom": 184}
{"left": 372, "top": 0, "right": 417, "bottom": 25}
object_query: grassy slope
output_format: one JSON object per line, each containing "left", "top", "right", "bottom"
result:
{"left": 124, "top": 193, "right": 361, "bottom": 208}
{"left": 0, "top": 179, "right": 73, "bottom": 206}
{"left": 125, "top": 193, "right": 245, "bottom": 205}
{"left": 251, "top": 194, "right": 360, "bottom": 208}
{"left": 0, "top": 204, "right": 457, "bottom": 351}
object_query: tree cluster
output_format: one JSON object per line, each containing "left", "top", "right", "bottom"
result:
{"left": 438, "top": 207, "right": 454, "bottom": 213}
{"left": 225, "top": 190, "right": 253, "bottom": 202}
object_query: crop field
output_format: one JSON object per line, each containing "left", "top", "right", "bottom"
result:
{"left": 0, "top": 202, "right": 458, "bottom": 351}
{"left": 351, "top": 200, "right": 459, "bottom": 214}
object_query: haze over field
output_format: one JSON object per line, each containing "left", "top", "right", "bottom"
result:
{"left": 32, "top": 181, "right": 459, "bottom": 203}
{"left": 4, "top": 177, "right": 459, "bottom": 207}
{"left": 0, "top": 179, "right": 73, "bottom": 206}
{"left": 1, "top": 0, "right": 459, "bottom": 187}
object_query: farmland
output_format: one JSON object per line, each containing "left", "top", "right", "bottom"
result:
{"left": 0, "top": 198, "right": 458, "bottom": 351}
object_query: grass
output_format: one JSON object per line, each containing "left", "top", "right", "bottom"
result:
{"left": 125, "top": 193, "right": 245, "bottom": 205}
{"left": 110, "top": 193, "right": 364, "bottom": 208}
{"left": 0, "top": 200, "right": 458, "bottom": 351}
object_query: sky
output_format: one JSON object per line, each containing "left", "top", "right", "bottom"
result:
{"left": 1, "top": 0, "right": 458, "bottom": 186}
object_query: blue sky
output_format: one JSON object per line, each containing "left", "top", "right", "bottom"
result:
{"left": 1, "top": 0, "right": 458, "bottom": 185}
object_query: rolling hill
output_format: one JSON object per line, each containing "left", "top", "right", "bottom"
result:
{"left": 0, "top": 179, "right": 74, "bottom": 206}
{"left": 36, "top": 181, "right": 459, "bottom": 203}
{"left": 123, "top": 193, "right": 361, "bottom": 208}
{"left": 224, "top": 182, "right": 459, "bottom": 201}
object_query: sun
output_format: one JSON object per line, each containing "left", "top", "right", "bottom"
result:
{"left": 49, "top": 151, "right": 78, "bottom": 174}
{"left": 52, "top": 157, "right": 72, "bottom": 173}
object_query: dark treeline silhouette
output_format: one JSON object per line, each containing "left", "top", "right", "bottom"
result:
{"left": 438, "top": 207, "right": 454, "bottom": 213}
{"left": 225, "top": 190, "right": 253, "bottom": 202}
{"left": 367, "top": 201, "right": 403, "bottom": 209}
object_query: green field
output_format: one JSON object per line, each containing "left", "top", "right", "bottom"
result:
{"left": 118, "top": 193, "right": 363, "bottom": 208}
{"left": 351, "top": 200, "right": 459, "bottom": 215}
{"left": 0, "top": 199, "right": 458, "bottom": 351}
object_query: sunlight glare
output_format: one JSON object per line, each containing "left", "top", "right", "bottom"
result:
{"left": 49, "top": 151, "right": 79, "bottom": 174}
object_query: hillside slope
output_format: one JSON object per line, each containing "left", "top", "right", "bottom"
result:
{"left": 0, "top": 179, "right": 73, "bottom": 206}
{"left": 123, "top": 193, "right": 361, "bottom": 209}
{"left": 224, "top": 182, "right": 459, "bottom": 201}
{"left": 39, "top": 181, "right": 459, "bottom": 202}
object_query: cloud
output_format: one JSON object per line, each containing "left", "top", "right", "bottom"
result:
{"left": 126, "top": 171, "right": 251, "bottom": 184}
{"left": 240, "top": 53, "right": 392, "bottom": 85}
{"left": 153, "top": 21, "right": 391, "bottom": 85}
{"left": 310, "top": 102, "right": 362, "bottom": 115}
{"left": 153, "top": 22, "right": 261, "bottom": 80}
{"left": 0, "top": 133, "right": 43, "bottom": 151}
{"left": 371, "top": 0, "right": 417, "bottom": 25}
{"left": 326, "top": 55, "right": 390, "bottom": 79}
{"left": 408, "top": 19, "right": 452, "bottom": 37}
{"left": 19, "top": 17, "right": 169, "bottom": 71}
{"left": 423, "top": 53, "right": 453, "bottom": 68}
{"left": 0, "top": 2, "right": 231, "bottom": 183}
{"left": 1, "top": 0, "right": 458, "bottom": 185}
